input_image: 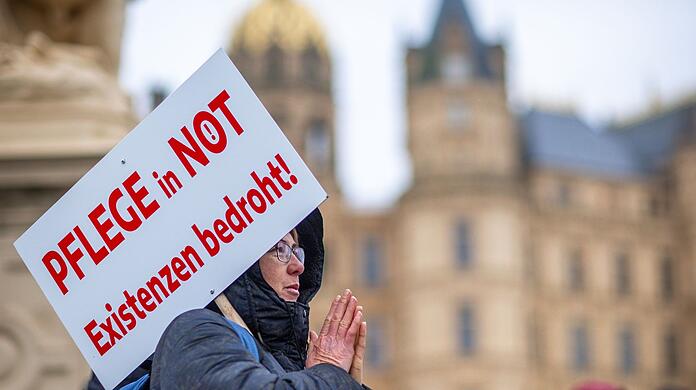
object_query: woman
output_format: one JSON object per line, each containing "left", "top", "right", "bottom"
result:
{"left": 148, "top": 208, "right": 368, "bottom": 389}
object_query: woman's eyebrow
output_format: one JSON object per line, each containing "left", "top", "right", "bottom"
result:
{"left": 280, "top": 239, "right": 297, "bottom": 247}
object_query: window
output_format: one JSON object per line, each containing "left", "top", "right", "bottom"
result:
{"left": 441, "top": 52, "right": 472, "bottom": 84}
{"left": 619, "top": 326, "right": 637, "bottom": 374}
{"left": 571, "top": 324, "right": 590, "bottom": 372}
{"left": 447, "top": 101, "right": 470, "bottom": 129}
{"left": 305, "top": 119, "right": 330, "bottom": 168}
{"left": 361, "top": 235, "right": 383, "bottom": 287}
{"left": 616, "top": 252, "right": 631, "bottom": 296}
{"left": 266, "top": 44, "right": 285, "bottom": 85}
{"left": 366, "top": 317, "right": 385, "bottom": 367}
{"left": 568, "top": 248, "right": 585, "bottom": 293}
{"left": 664, "top": 328, "right": 679, "bottom": 375}
{"left": 458, "top": 305, "right": 476, "bottom": 356}
{"left": 454, "top": 221, "right": 472, "bottom": 268}
{"left": 302, "top": 46, "right": 322, "bottom": 86}
{"left": 660, "top": 254, "right": 675, "bottom": 302}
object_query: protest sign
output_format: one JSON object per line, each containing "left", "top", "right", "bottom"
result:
{"left": 13, "top": 49, "right": 327, "bottom": 389}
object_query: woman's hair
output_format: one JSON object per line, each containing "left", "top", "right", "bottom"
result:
{"left": 289, "top": 229, "right": 299, "bottom": 245}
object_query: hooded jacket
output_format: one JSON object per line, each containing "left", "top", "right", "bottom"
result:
{"left": 147, "top": 208, "right": 363, "bottom": 389}
{"left": 213, "top": 205, "right": 326, "bottom": 371}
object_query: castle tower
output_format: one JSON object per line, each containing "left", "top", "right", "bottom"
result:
{"left": 405, "top": 0, "right": 517, "bottom": 187}
{"left": 227, "top": 8, "right": 357, "bottom": 383}
{"left": 227, "top": 0, "right": 338, "bottom": 197}
{"left": 394, "top": 1, "right": 528, "bottom": 388}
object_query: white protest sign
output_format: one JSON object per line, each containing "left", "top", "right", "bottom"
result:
{"left": 13, "top": 49, "right": 327, "bottom": 389}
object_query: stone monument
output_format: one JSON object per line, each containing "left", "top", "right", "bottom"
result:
{"left": 0, "top": 1, "right": 135, "bottom": 388}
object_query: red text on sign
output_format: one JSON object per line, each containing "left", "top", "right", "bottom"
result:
{"left": 168, "top": 89, "right": 245, "bottom": 178}
{"left": 42, "top": 171, "right": 160, "bottom": 295}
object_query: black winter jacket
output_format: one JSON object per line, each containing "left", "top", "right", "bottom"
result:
{"left": 87, "top": 209, "right": 363, "bottom": 389}
{"left": 149, "top": 208, "right": 362, "bottom": 389}
{"left": 149, "top": 308, "right": 360, "bottom": 389}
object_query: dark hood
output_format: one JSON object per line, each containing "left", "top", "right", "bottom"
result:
{"left": 207, "top": 208, "right": 324, "bottom": 371}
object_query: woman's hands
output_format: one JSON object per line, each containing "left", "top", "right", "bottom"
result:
{"left": 306, "top": 290, "right": 366, "bottom": 375}
{"left": 349, "top": 307, "right": 367, "bottom": 384}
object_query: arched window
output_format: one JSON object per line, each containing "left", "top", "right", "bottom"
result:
{"left": 366, "top": 316, "right": 386, "bottom": 367}
{"left": 441, "top": 52, "right": 471, "bottom": 84}
{"left": 231, "top": 47, "right": 252, "bottom": 82}
{"left": 615, "top": 251, "right": 631, "bottom": 296}
{"left": 570, "top": 323, "right": 590, "bottom": 372}
{"left": 266, "top": 44, "right": 285, "bottom": 85}
{"left": 660, "top": 253, "right": 675, "bottom": 302}
{"left": 361, "top": 234, "right": 383, "bottom": 287}
{"left": 619, "top": 326, "right": 637, "bottom": 374}
{"left": 305, "top": 119, "right": 330, "bottom": 168}
{"left": 568, "top": 248, "right": 585, "bottom": 292}
{"left": 302, "top": 45, "right": 322, "bottom": 86}
{"left": 454, "top": 220, "right": 472, "bottom": 268}
{"left": 663, "top": 327, "right": 679, "bottom": 375}
{"left": 458, "top": 304, "right": 476, "bottom": 356}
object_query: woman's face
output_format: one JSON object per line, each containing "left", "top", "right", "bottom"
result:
{"left": 259, "top": 232, "right": 305, "bottom": 302}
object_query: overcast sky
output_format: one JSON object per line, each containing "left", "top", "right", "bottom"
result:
{"left": 120, "top": 0, "right": 696, "bottom": 209}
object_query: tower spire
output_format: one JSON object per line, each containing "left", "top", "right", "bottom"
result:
{"left": 420, "top": 0, "right": 492, "bottom": 80}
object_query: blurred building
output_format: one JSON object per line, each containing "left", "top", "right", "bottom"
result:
{"left": 0, "top": 0, "right": 695, "bottom": 389}
{"left": 0, "top": 0, "right": 135, "bottom": 388}
{"left": 230, "top": 1, "right": 696, "bottom": 390}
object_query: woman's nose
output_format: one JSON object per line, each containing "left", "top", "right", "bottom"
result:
{"left": 287, "top": 255, "right": 304, "bottom": 275}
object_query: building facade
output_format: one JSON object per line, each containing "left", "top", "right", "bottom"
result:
{"left": 229, "top": 1, "right": 696, "bottom": 389}
{"left": 0, "top": 0, "right": 695, "bottom": 389}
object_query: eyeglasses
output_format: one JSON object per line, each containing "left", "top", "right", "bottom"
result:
{"left": 270, "top": 240, "right": 305, "bottom": 264}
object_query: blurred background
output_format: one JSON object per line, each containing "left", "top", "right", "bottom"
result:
{"left": 1, "top": 0, "right": 695, "bottom": 389}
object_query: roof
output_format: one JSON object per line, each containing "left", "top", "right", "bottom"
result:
{"left": 610, "top": 104, "right": 696, "bottom": 174}
{"left": 521, "top": 110, "right": 642, "bottom": 178}
{"left": 230, "top": 0, "right": 328, "bottom": 55}
{"left": 520, "top": 104, "right": 696, "bottom": 178}
{"left": 418, "top": 0, "right": 493, "bottom": 80}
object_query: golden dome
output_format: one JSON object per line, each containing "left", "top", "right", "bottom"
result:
{"left": 231, "top": 0, "right": 328, "bottom": 55}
